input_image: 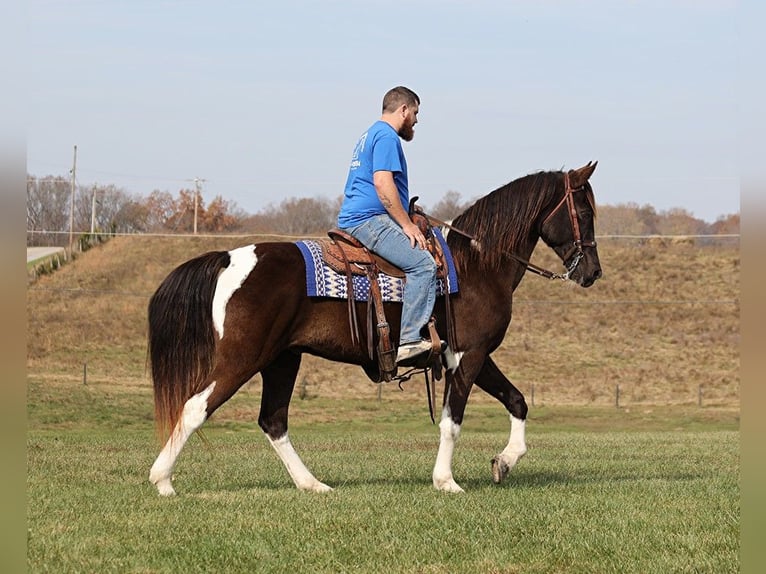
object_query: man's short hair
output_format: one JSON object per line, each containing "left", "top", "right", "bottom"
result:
{"left": 382, "top": 86, "right": 420, "bottom": 113}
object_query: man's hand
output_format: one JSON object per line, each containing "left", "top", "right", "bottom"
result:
{"left": 402, "top": 220, "right": 427, "bottom": 250}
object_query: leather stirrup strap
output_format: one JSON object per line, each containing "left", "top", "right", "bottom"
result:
{"left": 427, "top": 319, "right": 440, "bottom": 409}
{"left": 366, "top": 264, "right": 396, "bottom": 378}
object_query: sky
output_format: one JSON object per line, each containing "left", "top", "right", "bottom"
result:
{"left": 26, "top": 0, "right": 746, "bottom": 223}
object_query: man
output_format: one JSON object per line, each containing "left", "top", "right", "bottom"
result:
{"left": 337, "top": 86, "right": 438, "bottom": 365}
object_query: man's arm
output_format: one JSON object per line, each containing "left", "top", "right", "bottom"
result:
{"left": 373, "top": 170, "right": 426, "bottom": 249}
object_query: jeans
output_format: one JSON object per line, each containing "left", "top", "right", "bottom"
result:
{"left": 341, "top": 214, "right": 437, "bottom": 344}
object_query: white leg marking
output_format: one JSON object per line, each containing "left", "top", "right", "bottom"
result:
{"left": 212, "top": 245, "right": 258, "bottom": 339}
{"left": 149, "top": 382, "right": 216, "bottom": 496}
{"left": 267, "top": 433, "right": 333, "bottom": 493}
{"left": 492, "top": 415, "right": 527, "bottom": 483}
{"left": 502, "top": 415, "right": 527, "bottom": 463}
{"left": 443, "top": 347, "right": 464, "bottom": 373}
{"left": 432, "top": 405, "right": 464, "bottom": 493}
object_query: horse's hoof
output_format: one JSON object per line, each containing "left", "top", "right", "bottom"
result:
{"left": 299, "top": 481, "right": 333, "bottom": 493}
{"left": 491, "top": 450, "right": 526, "bottom": 484}
{"left": 491, "top": 456, "right": 510, "bottom": 484}
{"left": 155, "top": 480, "right": 177, "bottom": 496}
{"left": 433, "top": 477, "right": 465, "bottom": 493}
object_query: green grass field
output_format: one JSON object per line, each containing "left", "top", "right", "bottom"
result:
{"left": 27, "top": 378, "right": 739, "bottom": 573}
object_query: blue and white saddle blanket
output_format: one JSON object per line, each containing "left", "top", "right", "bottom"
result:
{"left": 296, "top": 228, "right": 459, "bottom": 302}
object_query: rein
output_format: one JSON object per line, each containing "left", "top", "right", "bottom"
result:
{"left": 422, "top": 172, "right": 594, "bottom": 282}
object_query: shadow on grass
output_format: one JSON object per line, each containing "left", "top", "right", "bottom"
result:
{"left": 187, "top": 465, "right": 711, "bottom": 496}
{"left": 457, "top": 468, "right": 710, "bottom": 491}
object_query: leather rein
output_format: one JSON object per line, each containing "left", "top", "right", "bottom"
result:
{"left": 424, "top": 172, "right": 595, "bottom": 282}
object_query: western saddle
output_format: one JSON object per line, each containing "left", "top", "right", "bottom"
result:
{"left": 318, "top": 204, "right": 451, "bottom": 384}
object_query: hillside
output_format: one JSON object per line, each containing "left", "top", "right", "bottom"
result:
{"left": 26, "top": 234, "right": 739, "bottom": 409}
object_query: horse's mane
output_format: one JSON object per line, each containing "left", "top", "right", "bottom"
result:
{"left": 449, "top": 170, "right": 567, "bottom": 273}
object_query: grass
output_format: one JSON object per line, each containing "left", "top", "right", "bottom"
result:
{"left": 27, "top": 378, "right": 739, "bottom": 573}
{"left": 28, "top": 425, "right": 738, "bottom": 573}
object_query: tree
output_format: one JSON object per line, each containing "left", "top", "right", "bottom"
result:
{"left": 710, "top": 213, "right": 740, "bottom": 235}
{"left": 78, "top": 184, "right": 145, "bottom": 234}
{"left": 200, "top": 196, "right": 246, "bottom": 233}
{"left": 655, "top": 207, "right": 707, "bottom": 236}
{"left": 242, "top": 196, "right": 339, "bottom": 235}
{"left": 138, "top": 188, "right": 246, "bottom": 233}
{"left": 598, "top": 203, "right": 651, "bottom": 235}
{"left": 426, "top": 190, "right": 470, "bottom": 222}
{"left": 142, "top": 190, "right": 178, "bottom": 232}
{"left": 26, "top": 175, "right": 73, "bottom": 246}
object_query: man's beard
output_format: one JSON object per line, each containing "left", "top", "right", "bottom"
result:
{"left": 398, "top": 121, "right": 415, "bottom": 141}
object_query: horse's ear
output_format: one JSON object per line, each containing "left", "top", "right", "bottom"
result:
{"left": 569, "top": 161, "right": 598, "bottom": 188}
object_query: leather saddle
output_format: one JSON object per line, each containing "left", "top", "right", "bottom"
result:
{"left": 317, "top": 206, "right": 451, "bottom": 383}
{"left": 322, "top": 230, "right": 406, "bottom": 278}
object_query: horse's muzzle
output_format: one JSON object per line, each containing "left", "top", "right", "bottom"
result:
{"left": 580, "top": 266, "right": 602, "bottom": 288}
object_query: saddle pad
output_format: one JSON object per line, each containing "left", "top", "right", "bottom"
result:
{"left": 296, "top": 227, "right": 459, "bottom": 302}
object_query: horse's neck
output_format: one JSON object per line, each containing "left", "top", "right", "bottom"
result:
{"left": 456, "top": 233, "right": 538, "bottom": 297}
{"left": 507, "top": 235, "right": 539, "bottom": 293}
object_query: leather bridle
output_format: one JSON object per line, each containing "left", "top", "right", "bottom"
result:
{"left": 538, "top": 171, "right": 597, "bottom": 276}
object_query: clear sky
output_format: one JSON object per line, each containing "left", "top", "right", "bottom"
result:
{"left": 27, "top": 0, "right": 743, "bottom": 223}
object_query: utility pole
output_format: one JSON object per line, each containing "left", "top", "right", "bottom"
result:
{"left": 90, "top": 183, "right": 97, "bottom": 234}
{"left": 69, "top": 145, "right": 77, "bottom": 253}
{"left": 193, "top": 177, "right": 206, "bottom": 235}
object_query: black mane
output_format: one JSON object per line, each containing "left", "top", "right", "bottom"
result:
{"left": 449, "top": 170, "right": 564, "bottom": 273}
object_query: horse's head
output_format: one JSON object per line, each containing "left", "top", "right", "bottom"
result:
{"left": 539, "top": 161, "right": 602, "bottom": 287}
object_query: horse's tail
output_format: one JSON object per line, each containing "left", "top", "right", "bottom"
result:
{"left": 147, "top": 250, "right": 231, "bottom": 442}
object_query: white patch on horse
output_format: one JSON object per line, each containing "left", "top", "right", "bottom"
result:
{"left": 212, "top": 245, "right": 258, "bottom": 339}
{"left": 443, "top": 348, "right": 464, "bottom": 372}
{"left": 432, "top": 401, "right": 464, "bottom": 493}
{"left": 501, "top": 415, "right": 528, "bottom": 466}
{"left": 149, "top": 382, "right": 216, "bottom": 496}
{"left": 267, "top": 433, "right": 333, "bottom": 493}
{"left": 491, "top": 415, "right": 528, "bottom": 484}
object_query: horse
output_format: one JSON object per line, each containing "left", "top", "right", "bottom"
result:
{"left": 148, "top": 161, "right": 602, "bottom": 495}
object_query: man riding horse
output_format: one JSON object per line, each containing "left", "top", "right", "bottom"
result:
{"left": 336, "top": 86, "right": 442, "bottom": 365}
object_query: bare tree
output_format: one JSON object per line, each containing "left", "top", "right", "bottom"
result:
{"left": 598, "top": 203, "right": 651, "bottom": 235}
{"left": 142, "top": 190, "right": 178, "bottom": 232}
{"left": 710, "top": 213, "right": 739, "bottom": 235}
{"left": 138, "top": 188, "right": 246, "bottom": 233}
{"left": 26, "top": 175, "right": 72, "bottom": 246}
{"left": 243, "top": 196, "right": 338, "bottom": 235}
{"left": 656, "top": 207, "right": 707, "bottom": 236}
{"left": 75, "top": 183, "right": 145, "bottom": 234}
{"left": 425, "top": 190, "right": 469, "bottom": 222}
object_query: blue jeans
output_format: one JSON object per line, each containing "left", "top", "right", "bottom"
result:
{"left": 342, "top": 214, "right": 437, "bottom": 344}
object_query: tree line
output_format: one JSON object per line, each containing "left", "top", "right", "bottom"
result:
{"left": 26, "top": 175, "right": 739, "bottom": 247}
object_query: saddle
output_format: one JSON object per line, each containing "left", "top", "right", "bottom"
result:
{"left": 319, "top": 204, "right": 452, "bottom": 384}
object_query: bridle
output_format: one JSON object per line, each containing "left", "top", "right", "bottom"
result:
{"left": 534, "top": 171, "right": 597, "bottom": 280}
{"left": 423, "top": 172, "right": 595, "bottom": 282}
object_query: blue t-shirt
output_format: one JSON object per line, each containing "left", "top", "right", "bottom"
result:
{"left": 337, "top": 120, "right": 409, "bottom": 228}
